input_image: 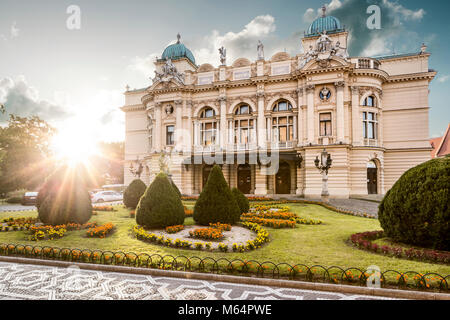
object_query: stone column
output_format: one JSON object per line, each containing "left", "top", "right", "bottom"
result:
{"left": 306, "top": 85, "right": 315, "bottom": 144}
{"left": 154, "top": 103, "right": 162, "bottom": 152}
{"left": 297, "top": 87, "right": 304, "bottom": 146}
{"left": 335, "top": 82, "right": 345, "bottom": 143}
{"left": 351, "top": 86, "right": 362, "bottom": 146}
{"left": 193, "top": 120, "right": 200, "bottom": 146}
{"left": 254, "top": 165, "right": 268, "bottom": 195}
{"left": 257, "top": 92, "right": 266, "bottom": 148}
{"left": 219, "top": 97, "right": 227, "bottom": 149}
{"left": 175, "top": 100, "right": 183, "bottom": 151}
{"left": 187, "top": 101, "right": 193, "bottom": 150}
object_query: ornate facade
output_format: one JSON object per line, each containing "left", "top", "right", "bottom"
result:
{"left": 122, "top": 10, "right": 435, "bottom": 199}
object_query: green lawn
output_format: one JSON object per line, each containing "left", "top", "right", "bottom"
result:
{"left": 0, "top": 203, "right": 449, "bottom": 277}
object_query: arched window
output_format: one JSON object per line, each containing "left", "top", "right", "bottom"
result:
{"left": 272, "top": 100, "right": 293, "bottom": 112}
{"left": 200, "top": 107, "right": 215, "bottom": 118}
{"left": 199, "top": 107, "right": 217, "bottom": 146}
{"left": 235, "top": 104, "right": 251, "bottom": 115}
{"left": 363, "top": 96, "right": 376, "bottom": 107}
{"left": 271, "top": 100, "right": 295, "bottom": 143}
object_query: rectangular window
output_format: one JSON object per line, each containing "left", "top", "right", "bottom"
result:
{"left": 166, "top": 126, "right": 175, "bottom": 145}
{"left": 363, "top": 112, "right": 377, "bottom": 139}
{"left": 166, "top": 125, "right": 175, "bottom": 145}
{"left": 320, "top": 113, "right": 332, "bottom": 137}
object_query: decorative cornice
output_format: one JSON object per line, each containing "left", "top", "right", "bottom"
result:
{"left": 334, "top": 81, "right": 345, "bottom": 88}
{"left": 305, "top": 85, "right": 315, "bottom": 93}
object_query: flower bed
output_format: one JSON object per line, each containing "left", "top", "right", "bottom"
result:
{"left": 350, "top": 231, "right": 450, "bottom": 264}
{"left": 240, "top": 216, "right": 296, "bottom": 229}
{"left": 189, "top": 227, "right": 224, "bottom": 240}
{"left": 129, "top": 210, "right": 136, "bottom": 218}
{"left": 165, "top": 225, "right": 184, "bottom": 234}
{"left": 250, "top": 204, "right": 290, "bottom": 213}
{"left": 86, "top": 223, "right": 115, "bottom": 238}
{"left": 209, "top": 222, "right": 232, "bottom": 231}
{"left": 184, "top": 206, "right": 193, "bottom": 217}
{"left": 242, "top": 212, "right": 297, "bottom": 220}
{"left": 93, "top": 205, "right": 117, "bottom": 212}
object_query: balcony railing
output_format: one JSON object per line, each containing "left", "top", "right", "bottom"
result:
{"left": 318, "top": 136, "right": 335, "bottom": 145}
{"left": 270, "top": 141, "right": 295, "bottom": 149}
{"left": 363, "top": 139, "right": 379, "bottom": 147}
{"left": 356, "top": 58, "right": 380, "bottom": 70}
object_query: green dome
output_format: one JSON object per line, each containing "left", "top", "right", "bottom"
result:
{"left": 162, "top": 35, "right": 196, "bottom": 65}
{"left": 306, "top": 6, "right": 343, "bottom": 36}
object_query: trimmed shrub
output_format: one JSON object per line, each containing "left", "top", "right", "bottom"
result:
{"left": 6, "top": 197, "right": 22, "bottom": 204}
{"left": 194, "top": 165, "right": 241, "bottom": 225}
{"left": 171, "top": 180, "right": 182, "bottom": 198}
{"left": 136, "top": 173, "right": 185, "bottom": 228}
{"left": 123, "top": 179, "right": 146, "bottom": 209}
{"left": 37, "top": 165, "right": 92, "bottom": 226}
{"left": 231, "top": 188, "right": 249, "bottom": 214}
{"left": 379, "top": 157, "right": 450, "bottom": 251}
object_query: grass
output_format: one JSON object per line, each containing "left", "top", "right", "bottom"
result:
{"left": 0, "top": 203, "right": 449, "bottom": 277}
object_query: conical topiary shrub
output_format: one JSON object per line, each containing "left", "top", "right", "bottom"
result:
{"left": 123, "top": 179, "right": 147, "bottom": 209}
{"left": 231, "top": 187, "right": 250, "bottom": 214}
{"left": 194, "top": 165, "right": 241, "bottom": 225}
{"left": 136, "top": 172, "right": 185, "bottom": 228}
{"left": 171, "top": 180, "right": 182, "bottom": 198}
{"left": 37, "top": 165, "right": 92, "bottom": 226}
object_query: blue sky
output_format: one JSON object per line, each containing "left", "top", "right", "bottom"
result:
{"left": 0, "top": 0, "right": 448, "bottom": 141}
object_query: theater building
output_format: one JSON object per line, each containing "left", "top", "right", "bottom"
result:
{"left": 122, "top": 9, "right": 435, "bottom": 199}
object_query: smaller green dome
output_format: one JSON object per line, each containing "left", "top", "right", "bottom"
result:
{"left": 161, "top": 34, "right": 196, "bottom": 65}
{"left": 306, "top": 5, "right": 344, "bottom": 36}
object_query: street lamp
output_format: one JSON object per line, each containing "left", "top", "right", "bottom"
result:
{"left": 315, "top": 149, "right": 333, "bottom": 203}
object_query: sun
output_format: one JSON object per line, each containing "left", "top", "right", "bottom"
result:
{"left": 51, "top": 127, "right": 99, "bottom": 166}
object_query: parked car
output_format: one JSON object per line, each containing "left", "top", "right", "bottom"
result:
{"left": 21, "top": 192, "right": 39, "bottom": 205}
{"left": 91, "top": 191, "right": 123, "bottom": 203}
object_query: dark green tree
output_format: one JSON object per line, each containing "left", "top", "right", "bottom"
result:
{"left": 37, "top": 165, "right": 92, "bottom": 225}
{"left": 231, "top": 187, "right": 250, "bottom": 214}
{"left": 123, "top": 179, "right": 146, "bottom": 209}
{"left": 136, "top": 173, "right": 185, "bottom": 228}
{"left": 194, "top": 165, "right": 241, "bottom": 225}
{"left": 0, "top": 115, "right": 56, "bottom": 194}
{"left": 379, "top": 156, "right": 450, "bottom": 250}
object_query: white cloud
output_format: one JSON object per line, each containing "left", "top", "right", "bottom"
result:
{"left": 127, "top": 53, "right": 158, "bottom": 79}
{"left": 438, "top": 75, "right": 449, "bottom": 83}
{"left": 303, "top": 0, "right": 343, "bottom": 23}
{"left": 381, "top": 0, "right": 425, "bottom": 22}
{"left": 10, "top": 21, "right": 19, "bottom": 39}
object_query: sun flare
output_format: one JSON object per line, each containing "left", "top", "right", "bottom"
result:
{"left": 51, "top": 127, "right": 99, "bottom": 166}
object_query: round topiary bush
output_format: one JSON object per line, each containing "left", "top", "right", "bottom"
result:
{"left": 194, "top": 165, "right": 241, "bottom": 226}
{"left": 37, "top": 165, "right": 93, "bottom": 226}
{"left": 378, "top": 156, "right": 450, "bottom": 251}
{"left": 171, "top": 180, "right": 182, "bottom": 198}
{"left": 231, "top": 187, "right": 249, "bottom": 214}
{"left": 123, "top": 179, "right": 147, "bottom": 209}
{"left": 136, "top": 173, "right": 185, "bottom": 228}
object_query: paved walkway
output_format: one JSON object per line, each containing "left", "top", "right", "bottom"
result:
{"left": 0, "top": 201, "right": 123, "bottom": 213}
{"left": 0, "top": 261, "right": 395, "bottom": 300}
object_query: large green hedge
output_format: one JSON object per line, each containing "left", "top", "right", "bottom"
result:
{"left": 123, "top": 179, "right": 146, "bottom": 209}
{"left": 171, "top": 179, "right": 182, "bottom": 198}
{"left": 378, "top": 156, "right": 450, "bottom": 251}
{"left": 136, "top": 173, "right": 185, "bottom": 228}
{"left": 194, "top": 165, "right": 241, "bottom": 225}
{"left": 37, "top": 165, "right": 92, "bottom": 225}
{"left": 231, "top": 187, "right": 250, "bottom": 214}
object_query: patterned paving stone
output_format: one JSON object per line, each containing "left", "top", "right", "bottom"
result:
{"left": 0, "top": 262, "right": 397, "bottom": 300}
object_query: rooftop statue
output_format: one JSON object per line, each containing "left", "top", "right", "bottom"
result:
{"left": 316, "top": 30, "right": 332, "bottom": 53}
{"left": 332, "top": 41, "right": 349, "bottom": 60}
{"left": 153, "top": 58, "right": 185, "bottom": 85}
{"left": 219, "top": 46, "right": 227, "bottom": 65}
{"left": 257, "top": 40, "right": 264, "bottom": 60}
{"left": 299, "top": 45, "right": 318, "bottom": 69}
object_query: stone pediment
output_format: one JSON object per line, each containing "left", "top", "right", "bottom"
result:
{"left": 150, "top": 78, "right": 184, "bottom": 91}
{"left": 302, "top": 55, "right": 349, "bottom": 71}
{"left": 271, "top": 52, "right": 291, "bottom": 62}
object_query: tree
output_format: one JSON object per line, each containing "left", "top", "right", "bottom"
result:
{"left": 378, "top": 157, "right": 450, "bottom": 250}
{"left": 136, "top": 173, "right": 185, "bottom": 228}
{"left": 123, "top": 179, "right": 146, "bottom": 209}
{"left": 194, "top": 165, "right": 241, "bottom": 225}
{"left": 37, "top": 164, "right": 93, "bottom": 225}
{"left": 0, "top": 115, "right": 56, "bottom": 194}
{"left": 231, "top": 187, "right": 250, "bottom": 214}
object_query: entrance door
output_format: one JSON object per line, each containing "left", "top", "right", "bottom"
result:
{"left": 238, "top": 164, "right": 252, "bottom": 194}
{"left": 202, "top": 166, "right": 213, "bottom": 190}
{"left": 367, "top": 161, "right": 378, "bottom": 195}
{"left": 276, "top": 162, "right": 291, "bottom": 194}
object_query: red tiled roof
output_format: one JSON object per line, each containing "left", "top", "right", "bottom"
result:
{"left": 430, "top": 123, "right": 450, "bottom": 158}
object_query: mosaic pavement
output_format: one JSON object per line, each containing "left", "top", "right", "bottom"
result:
{"left": 0, "top": 261, "right": 399, "bottom": 300}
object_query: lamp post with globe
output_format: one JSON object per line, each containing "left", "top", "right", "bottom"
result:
{"left": 314, "top": 149, "right": 333, "bottom": 203}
